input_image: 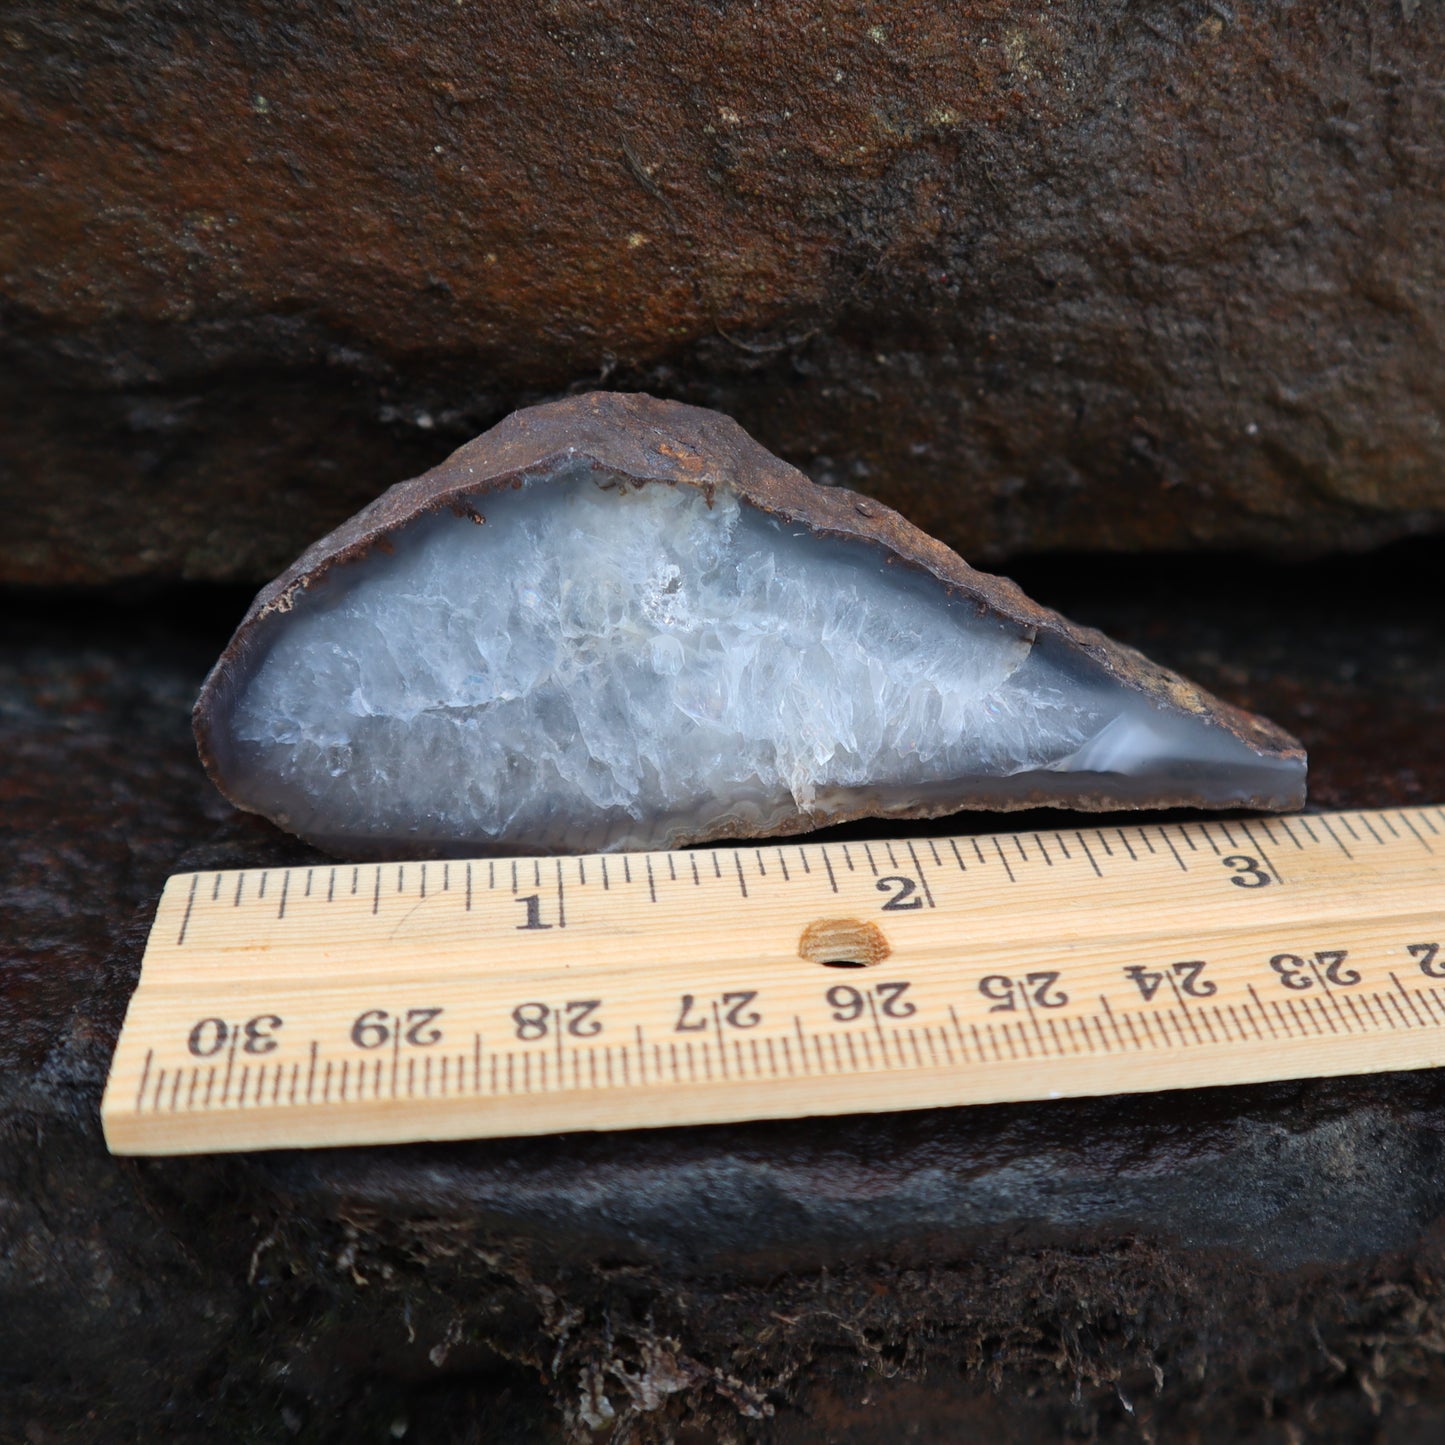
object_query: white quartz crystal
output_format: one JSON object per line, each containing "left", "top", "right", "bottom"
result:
{"left": 220, "top": 469, "right": 1284, "bottom": 852}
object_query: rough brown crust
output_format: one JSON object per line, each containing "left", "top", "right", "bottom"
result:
{"left": 194, "top": 392, "right": 1306, "bottom": 838}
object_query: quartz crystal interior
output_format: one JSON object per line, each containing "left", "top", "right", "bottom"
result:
{"left": 209, "top": 461, "right": 1305, "bottom": 855}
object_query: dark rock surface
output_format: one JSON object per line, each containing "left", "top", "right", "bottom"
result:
{"left": 4, "top": 546, "right": 1445, "bottom": 1441}
{"left": 3, "top": 2, "right": 1444, "bottom": 584}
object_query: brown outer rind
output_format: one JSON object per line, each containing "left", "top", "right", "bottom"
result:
{"left": 193, "top": 391, "right": 1306, "bottom": 840}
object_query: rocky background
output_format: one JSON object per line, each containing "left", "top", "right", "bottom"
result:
{"left": 6, "top": 552, "right": 1445, "bottom": 1444}
{"left": 4, "top": 0, "right": 1443, "bottom": 583}
{"left": 4, "top": 2, "right": 1445, "bottom": 1442}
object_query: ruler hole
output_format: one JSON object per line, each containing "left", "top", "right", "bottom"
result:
{"left": 799, "top": 918, "right": 890, "bottom": 969}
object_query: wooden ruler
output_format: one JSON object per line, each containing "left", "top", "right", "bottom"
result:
{"left": 102, "top": 806, "right": 1445, "bottom": 1156}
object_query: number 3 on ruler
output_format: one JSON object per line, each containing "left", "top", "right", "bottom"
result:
{"left": 1223, "top": 855, "right": 1272, "bottom": 888}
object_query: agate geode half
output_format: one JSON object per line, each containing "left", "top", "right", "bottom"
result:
{"left": 195, "top": 392, "right": 1306, "bottom": 856}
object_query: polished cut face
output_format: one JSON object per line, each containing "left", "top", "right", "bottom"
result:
{"left": 213, "top": 463, "right": 1304, "bottom": 855}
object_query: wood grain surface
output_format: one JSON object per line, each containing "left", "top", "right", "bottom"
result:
{"left": 103, "top": 807, "right": 1445, "bottom": 1154}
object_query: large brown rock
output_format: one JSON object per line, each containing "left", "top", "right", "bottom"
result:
{"left": 3, "top": 1, "right": 1443, "bottom": 583}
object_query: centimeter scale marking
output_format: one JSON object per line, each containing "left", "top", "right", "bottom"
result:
{"left": 102, "top": 806, "right": 1445, "bottom": 1156}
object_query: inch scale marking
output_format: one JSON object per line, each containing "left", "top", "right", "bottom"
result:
{"left": 103, "top": 806, "right": 1445, "bottom": 1155}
